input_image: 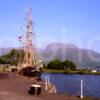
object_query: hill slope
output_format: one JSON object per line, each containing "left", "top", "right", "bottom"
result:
{"left": 0, "top": 43, "right": 100, "bottom": 68}
{"left": 41, "top": 43, "right": 100, "bottom": 68}
{"left": 0, "top": 48, "right": 13, "bottom": 56}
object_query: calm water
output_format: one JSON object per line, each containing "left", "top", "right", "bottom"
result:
{"left": 41, "top": 73, "right": 100, "bottom": 98}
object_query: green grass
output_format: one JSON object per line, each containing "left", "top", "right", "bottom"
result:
{"left": 42, "top": 68, "right": 65, "bottom": 73}
{"left": 42, "top": 68, "right": 100, "bottom": 75}
{"left": 42, "top": 68, "right": 78, "bottom": 74}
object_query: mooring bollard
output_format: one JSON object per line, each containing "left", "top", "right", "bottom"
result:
{"left": 29, "top": 84, "right": 41, "bottom": 95}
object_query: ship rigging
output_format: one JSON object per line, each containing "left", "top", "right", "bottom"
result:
{"left": 18, "top": 7, "right": 43, "bottom": 77}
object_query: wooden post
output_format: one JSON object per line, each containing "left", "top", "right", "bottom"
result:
{"left": 47, "top": 75, "right": 50, "bottom": 87}
{"left": 45, "top": 76, "right": 48, "bottom": 90}
{"left": 80, "top": 80, "right": 83, "bottom": 99}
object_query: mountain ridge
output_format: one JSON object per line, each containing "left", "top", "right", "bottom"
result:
{"left": 41, "top": 43, "right": 100, "bottom": 68}
{"left": 0, "top": 43, "right": 100, "bottom": 68}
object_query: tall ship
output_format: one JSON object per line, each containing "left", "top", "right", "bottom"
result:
{"left": 18, "top": 8, "right": 43, "bottom": 77}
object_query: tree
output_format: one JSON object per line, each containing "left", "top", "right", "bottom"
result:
{"left": 0, "top": 49, "right": 25, "bottom": 65}
{"left": 62, "top": 60, "right": 76, "bottom": 71}
{"left": 47, "top": 59, "right": 63, "bottom": 69}
{"left": 47, "top": 60, "right": 76, "bottom": 70}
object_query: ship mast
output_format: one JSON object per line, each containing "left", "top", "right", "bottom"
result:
{"left": 18, "top": 7, "right": 43, "bottom": 69}
{"left": 24, "top": 7, "right": 34, "bottom": 67}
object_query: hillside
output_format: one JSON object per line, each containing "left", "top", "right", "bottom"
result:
{"left": 41, "top": 43, "right": 100, "bottom": 68}
{"left": 0, "top": 43, "right": 100, "bottom": 68}
{"left": 0, "top": 48, "right": 13, "bottom": 56}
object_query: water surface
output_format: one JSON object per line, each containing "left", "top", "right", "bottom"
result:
{"left": 41, "top": 73, "right": 100, "bottom": 98}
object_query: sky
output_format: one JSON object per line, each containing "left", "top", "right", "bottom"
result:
{"left": 0, "top": 0, "right": 100, "bottom": 52}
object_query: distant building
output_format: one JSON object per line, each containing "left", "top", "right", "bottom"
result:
{"left": 92, "top": 70, "right": 97, "bottom": 73}
{"left": 95, "top": 66, "right": 100, "bottom": 72}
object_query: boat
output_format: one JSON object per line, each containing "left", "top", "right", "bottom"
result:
{"left": 17, "top": 7, "right": 43, "bottom": 78}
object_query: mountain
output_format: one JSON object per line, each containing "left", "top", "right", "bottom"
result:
{"left": 41, "top": 43, "right": 100, "bottom": 68}
{"left": 1, "top": 43, "right": 100, "bottom": 68}
{"left": 0, "top": 48, "right": 13, "bottom": 56}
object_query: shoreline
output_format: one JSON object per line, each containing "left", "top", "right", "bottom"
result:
{"left": 42, "top": 68, "right": 100, "bottom": 75}
{"left": 0, "top": 72, "right": 100, "bottom": 100}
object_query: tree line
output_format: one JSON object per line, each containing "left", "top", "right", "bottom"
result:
{"left": 0, "top": 49, "right": 24, "bottom": 65}
{"left": 0, "top": 49, "right": 77, "bottom": 71}
{"left": 45, "top": 59, "right": 76, "bottom": 71}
